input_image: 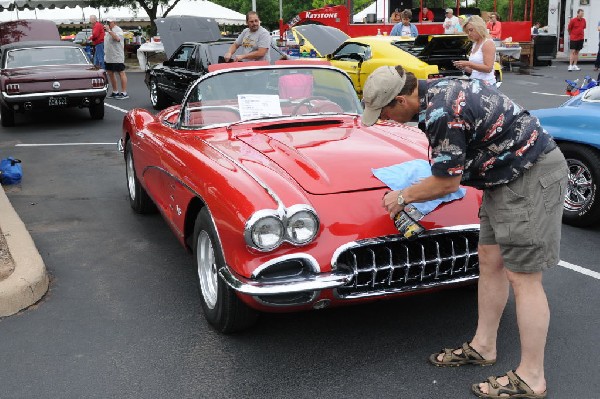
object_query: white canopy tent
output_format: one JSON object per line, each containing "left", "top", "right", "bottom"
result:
{"left": 166, "top": 0, "right": 246, "bottom": 25}
{"left": 0, "top": 0, "right": 246, "bottom": 25}
{"left": 353, "top": 0, "right": 387, "bottom": 23}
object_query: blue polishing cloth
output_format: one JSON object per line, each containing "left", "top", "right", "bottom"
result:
{"left": 372, "top": 159, "right": 466, "bottom": 215}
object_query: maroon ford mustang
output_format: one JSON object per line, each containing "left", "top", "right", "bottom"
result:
{"left": 0, "top": 40, "right": 107, "bottom": 127}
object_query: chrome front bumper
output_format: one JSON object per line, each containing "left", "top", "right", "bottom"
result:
{"left": 220, "top": 225, "right": 480, "bottom": 302}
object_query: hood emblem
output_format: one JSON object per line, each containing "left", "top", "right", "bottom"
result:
{"left": 52, "top": 81, "right": 60, "bottom": 89}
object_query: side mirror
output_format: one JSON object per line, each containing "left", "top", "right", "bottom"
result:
{"left": 326, "top": 54, "right": 332, "bottom": 60}
{"left": 299, "top": 38, "right": 305, "bottom": 46}
{"left": 163, "top": 60, "right": 172, "bottom": 67}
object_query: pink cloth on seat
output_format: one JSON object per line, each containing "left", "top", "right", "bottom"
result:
{"left": 279, "top": 74, "right": 313, "bottom": 99}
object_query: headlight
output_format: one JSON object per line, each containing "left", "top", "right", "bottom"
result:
{"left": 249, "top": 215, "right": 284, "bottom": 251}
{"left": 286, "top": 209, "right": 318, "bottom": 245}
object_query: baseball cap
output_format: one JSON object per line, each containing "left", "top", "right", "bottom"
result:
{"left": 445, "top": 8, "right": 453, "bottom": 13}
{"left": 361, "top": 66, "right": 406, "bottom": 127}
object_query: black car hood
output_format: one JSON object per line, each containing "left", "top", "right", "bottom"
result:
{"left": 294, "top": 25, "right": 349, "bottom": 57}
{"left": 155, "top": 16, "right": 221, "bottom": 58}
{"left": 395, "top": 34, "right": 471, "bottom": 60}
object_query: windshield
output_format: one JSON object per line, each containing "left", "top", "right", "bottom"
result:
{"left": 180, "top": 66, "right": 362, "bottom": 129}
{"left": 5, "top": 46, "right": 90, "bottom": 68}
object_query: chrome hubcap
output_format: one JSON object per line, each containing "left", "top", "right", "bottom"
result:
{"left": 564, "top": 159, "right": 593, "bottom": 212}
{"left": 150, "top": 81, "right": 157, "bottom": 106}
{"left": 197, "top": 230, "right": 218, "bottom": 309}
{"left": 126, "top": 151, "right": 136, "bottom": 201}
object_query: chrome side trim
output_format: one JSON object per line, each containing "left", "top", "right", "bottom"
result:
{"left": 219, "top": 266, "right": 352, "bottom": 296}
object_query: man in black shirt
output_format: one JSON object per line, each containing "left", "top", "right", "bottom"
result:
{"left": 362, "top": 65, "right": 567, "bottom": 399}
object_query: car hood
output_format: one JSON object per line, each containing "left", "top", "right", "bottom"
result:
{"left": 2, "top": 64, "right": 102, "bottom": 80}
{"left": 397, "top": 34, "right": 470, "bottom": 59}
{"left": 294, "top": 25, "right": 349, "bottom": 57}
{"left": 155, "top": 16, "right": 221, "bottom": 58}
{"left": 233, "top": 119, "right": 429, "bottom": 195}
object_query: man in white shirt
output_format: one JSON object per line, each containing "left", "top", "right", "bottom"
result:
{"left": 443, "top": 8, "right": 459, "bottom": 34}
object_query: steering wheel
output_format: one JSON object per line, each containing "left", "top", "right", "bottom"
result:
{"left": 291, "top": 96, "right": 329, "bottom": 116}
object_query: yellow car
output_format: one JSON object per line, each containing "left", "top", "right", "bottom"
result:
{"left": 327, "top": 35, "right": 502, "bottom": 94}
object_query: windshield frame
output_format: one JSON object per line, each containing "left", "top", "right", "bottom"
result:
{"left": 174, "top": 64, "right": 362, "bottom": 131}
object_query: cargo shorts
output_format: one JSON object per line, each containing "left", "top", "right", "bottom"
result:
{"left": 478, "top": 148, "right": 568, "bottom": 273}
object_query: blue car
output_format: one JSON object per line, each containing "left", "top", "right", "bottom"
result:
{"left": 532, "top": 86, "right": 600, "bottom": 227}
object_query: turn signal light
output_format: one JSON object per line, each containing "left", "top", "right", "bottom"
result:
{"left": 6, "top": 83, "right": 20, "bottom": 94}
{"left": 91, "top": 78, "right": 104, "bottom": 88}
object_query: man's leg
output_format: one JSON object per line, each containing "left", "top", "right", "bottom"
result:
{"left": 118, "top": 70, "right": 128, "bottom": 93}
{"left": 469, "top": 244, "right": 509, "bottom": 359}
{"left": 478, "top": 270, "right": 548, "bottom": 395}
{"left": 569, "top": 49, "right": 575, "bottom": 66}
{"left": 509, "top": 270, "right": 548, "bottom": 393}
{"left": 107, "top": 71, "right": 118, "bottom": 94}
{"left": 573, "top": 49, "right": 580, "bottom": 67}
{"left": 435, "top": 243, "right": 508, "bottom": 362}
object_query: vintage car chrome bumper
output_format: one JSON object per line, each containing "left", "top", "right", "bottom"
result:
{"left": 219, "top": 267, "right": 352, "bottom": 296}
{"left": 2, "top": 88, "right": 107, "bottom": 103}
{"left": 220, "top": 225, "right": 481, "bottom": 302}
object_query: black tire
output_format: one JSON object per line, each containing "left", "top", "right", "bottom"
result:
{"left": 89, "top": 101, "right": 105, "bottom": 120}
{"left": 193, "top": 207, "right": 258, "bottom": 333}
{"left": 1, "top": 104, "right": 15, "bottom": 127}
{"left": 125, "top": 140, "right": 157, "bottom": 214}
{"left": 149, "top": 78, "right": 169, "bottom": 110}
{"left": 559, "top": 142, "right": 600, "bottom": 227}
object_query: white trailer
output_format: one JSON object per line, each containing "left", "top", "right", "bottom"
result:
{"left": 547, "top": 0, "right": 598, "bottom": 60}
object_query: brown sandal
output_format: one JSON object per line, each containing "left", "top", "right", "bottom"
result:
{"left": 429, "top": 342, "right": 496, "bottom": 367}
{"left": 471, "top": 370, "right": 547, "bottom": 398}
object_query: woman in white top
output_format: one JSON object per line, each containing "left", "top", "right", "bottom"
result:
{"left": 453, "top": 15, "right": 496, "bottom": 85}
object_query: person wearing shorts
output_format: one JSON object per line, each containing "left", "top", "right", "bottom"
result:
{"left": 104, "top": 19, "right": 128, "bottom": 99}
{"left": 362, "top": 65, "right": 568, "bottom": 398}
{"left": 567, "top": 9, "right": 586, "bottom": 71}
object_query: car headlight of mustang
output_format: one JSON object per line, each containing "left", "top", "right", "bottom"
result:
{"left": 245, "top": 205, "right": 319, "bottom": 251}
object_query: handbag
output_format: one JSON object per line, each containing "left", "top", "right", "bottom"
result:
{"left": 0, "top": 157, "right": 23, "bottom": 185}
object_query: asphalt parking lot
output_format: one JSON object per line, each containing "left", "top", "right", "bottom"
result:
{"left": 0, "top": 62, "right": 599, "bottom": 398}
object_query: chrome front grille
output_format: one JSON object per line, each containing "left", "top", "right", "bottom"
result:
{"left": 333, "top": 228, "right": 479, "bottom": 299}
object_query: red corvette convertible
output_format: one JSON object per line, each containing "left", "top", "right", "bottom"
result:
{"left": 119, "top": 61, "right": 482, "bottom": 333}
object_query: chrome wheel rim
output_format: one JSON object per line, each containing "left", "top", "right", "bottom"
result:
{"left": 150, "top": 81, "right": 158, "bottom": 106}
{"left": 564, "top": 158, "right": 593, "bottom": 212}
{"left": 126, "top": 150, "right": 136, "bottom": 201}
{"left": 197, "top": 230, "right": 218, "bottom": 309}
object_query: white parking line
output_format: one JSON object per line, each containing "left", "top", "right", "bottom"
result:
{"left": 559, "top": 260, "right": 600, "bottom": 280}
{"left": 531, "top": 91, "right": 569, "bottom": 97}
{"left": 104, "top": 102, "right": 129, "bottom": 113}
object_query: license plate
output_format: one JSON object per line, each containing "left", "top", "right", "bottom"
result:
{"left": 48, "top": 96, "right": 68, "bottom": 106}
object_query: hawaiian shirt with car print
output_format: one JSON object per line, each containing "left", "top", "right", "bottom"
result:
{"left": 417, "top": 78, "right": 555, "bottom": 189}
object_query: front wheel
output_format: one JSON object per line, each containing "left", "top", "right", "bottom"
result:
{"left": 559, "top": 142, "right": 600, "bottom": 227}
{"left": 125, "top": 140, "right": 156, "bottom": 214}
{"left": 1, "top": 104, "right": 15, "bottom": 127}
{"left": 193, "top": 208, "right": 258, "bottom": 333}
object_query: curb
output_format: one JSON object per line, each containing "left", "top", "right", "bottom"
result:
{"left": 0, "top": 186, "right": 49, "bottom": 317}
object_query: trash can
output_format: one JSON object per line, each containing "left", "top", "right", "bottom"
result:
{"left": 533, "top": 34, "right": 557, "bottom": 66}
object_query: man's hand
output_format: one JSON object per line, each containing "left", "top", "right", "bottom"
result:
{"left": 224, "top": 52, "right": 232, "bottom": 62}
{"left": 382, "top": 190, "right": 404, "bottom": 219}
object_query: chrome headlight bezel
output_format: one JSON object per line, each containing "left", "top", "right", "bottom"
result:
{"left": 245, "top": 205, "right": 320, "bottom": 252}
{"left": 284, "top": 204, "right": 319, "bottom": 245}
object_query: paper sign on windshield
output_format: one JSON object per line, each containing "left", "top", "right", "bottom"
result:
{"left": 238, "top": 94, "right": 283, "bottom": 121}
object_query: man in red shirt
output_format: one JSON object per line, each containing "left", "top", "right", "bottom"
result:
{"left": 567, "top": 9, "right": 586, "bottom": 71}
{"left": 419, "top": 6, "right": 435, "bottom": 22}
{"left": 88, "top": 15, "right": 105, "bottom": 69}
